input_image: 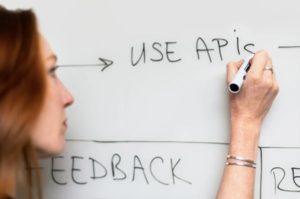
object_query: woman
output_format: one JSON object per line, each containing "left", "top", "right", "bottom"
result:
{"left": 0, "top": 5, "right": 278, "bottom": 199}
{"left": 0, "top": 6, "right": 73, "bottom": 199}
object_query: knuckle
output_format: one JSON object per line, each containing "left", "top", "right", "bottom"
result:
{"left": 256, "top": 49, "right": 270, "bottom": 58}
{"left": 248, "top": 74, "right": 260, "bottom": 83}
{"left": 254, "top": 50, "right": 271, "bottom": 63}
{"left": 264, "top": 78, "right": 273, "bottom": 89}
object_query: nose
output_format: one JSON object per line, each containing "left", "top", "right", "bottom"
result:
{"left": 59, "top": 79, "right": 74, "bottom": 108}
{"left": 64, "top": 88, "right": 74, "bottom": 108}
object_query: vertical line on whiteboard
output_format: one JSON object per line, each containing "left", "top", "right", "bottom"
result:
{"left": 259, "top": 147, "right": 263, "bottom": 199}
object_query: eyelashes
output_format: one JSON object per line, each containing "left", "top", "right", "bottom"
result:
{"left": 48, "top": 65, "right": 59, "bottom": 77}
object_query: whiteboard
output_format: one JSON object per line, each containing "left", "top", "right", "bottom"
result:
{"left": 2, "top": 0, "right": 300, "bottom": 198}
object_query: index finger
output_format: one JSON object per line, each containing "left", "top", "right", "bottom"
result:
{"left": 248, "top": 50, "right": 271, "bottom": 78}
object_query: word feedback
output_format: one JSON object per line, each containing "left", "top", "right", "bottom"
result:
{"left": 50, "top": 153, "right": 192, "bottom": 186}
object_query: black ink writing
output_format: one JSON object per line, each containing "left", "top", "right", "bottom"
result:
{"left": 131, "top": 41, "right": 182, "bottom": 66}
{"left": 271, "top": 167, "right": 300, "bottom": 193}
{"left": 50, "top": 153, "right": 191, "bottom": 186}
{"left": 111, "top": 153, "right": 127, "bottom": 180}
{"left": 71, "top": 156, "right": 87, "bottom": 185}
{"left": 89, "top": 157, "right": 107, "bottom": 180}
{"left": 132, "top": 155, "right": 149, "bottom": 184}
{"left": 150, "top": 156, "right": 169, "bottom": 185}
{"left": 51, "top": 156, "right": 67, "bottom": 185}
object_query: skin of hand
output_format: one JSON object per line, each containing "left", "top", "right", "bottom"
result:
{"left": 216, "top": 50, "right": 279, "bottom": 199}
{"left": 227, "top": 50, "right": 279, "bottom": 159}
{"left": 228, "top": 50, "right": 279, "bottom": 128}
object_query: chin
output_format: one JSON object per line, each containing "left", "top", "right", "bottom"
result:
{"left": 37, "top": 140, "right": 65, "bottom": 157}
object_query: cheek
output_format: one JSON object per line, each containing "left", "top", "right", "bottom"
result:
{"left": 31, "top": 95, "right": 65, "bottom": 155}
{"left": 32, "top": 115, "right": 65, "bottom": 155}
{"left": 31, "top": 127, "right": 65, "bottom": 156}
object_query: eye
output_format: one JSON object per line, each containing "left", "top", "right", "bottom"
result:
{"left": 48, "top": 65, "right": 59, "bottom": 78}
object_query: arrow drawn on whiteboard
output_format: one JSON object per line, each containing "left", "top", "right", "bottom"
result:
{"left": 98, "top": 57, "right": 114, "bottom": 71}
{"left": 58, "top": 57, "right": 114, "bottom": 72}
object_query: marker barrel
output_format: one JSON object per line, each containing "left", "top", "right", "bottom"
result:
{"left": 228, "top": 58, "right": 251, "bottom": 93}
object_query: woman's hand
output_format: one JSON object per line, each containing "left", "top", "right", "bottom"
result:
{"left": 217, "top": 50, "right": 279, "bottom": 199}
{"left": 227, "top": 50, "right": 279, "bottom": 148}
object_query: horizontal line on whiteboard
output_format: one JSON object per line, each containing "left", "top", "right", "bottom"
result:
{"left": 261, "top": 146, "right": 300, "bottom": 149}
{"left": 66, "top": 139, "right": 300, "bottom": 149}
{"left": 59, "top": 64, "right": 101, "bottom": 67}
{"left": 66, "top": 138, "right": 228, "bottom": 145}
{"left": 278, "top": 46, "right": 300, "bottom": 48}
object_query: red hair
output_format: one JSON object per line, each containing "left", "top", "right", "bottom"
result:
{"left": 0, "top": 6, "right": 46, "bottom": 199}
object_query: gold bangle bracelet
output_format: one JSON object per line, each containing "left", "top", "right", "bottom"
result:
{"left": 227, "top": 155, "right": 256, "bottom": 165}
{"left": 226, "top": 161, "right": 256, "bottom": 168}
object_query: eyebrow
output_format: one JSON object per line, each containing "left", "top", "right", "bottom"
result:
{"left": 46, "top": 54, "right": 58, "bottom": 63}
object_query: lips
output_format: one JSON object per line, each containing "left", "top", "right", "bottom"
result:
{"left": 63, "top": 119, "right": 68, "bottom": 128}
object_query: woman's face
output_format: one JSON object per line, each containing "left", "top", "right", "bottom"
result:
{"left": 31, "top": 36, "right": 74, "bottom": 156}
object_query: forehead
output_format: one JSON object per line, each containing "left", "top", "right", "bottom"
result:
{"left": 39, "top": 34, "right": 57, "bottom": 62}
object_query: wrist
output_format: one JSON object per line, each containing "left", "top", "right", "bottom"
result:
{"left": 229, "top": 118, "right": 261, "bottom": 160}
